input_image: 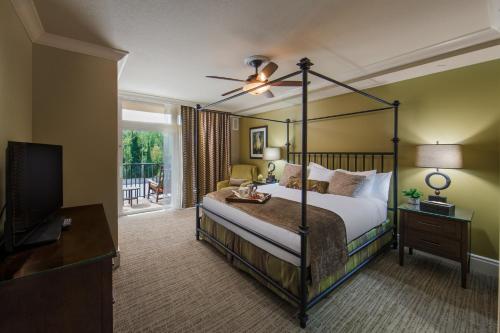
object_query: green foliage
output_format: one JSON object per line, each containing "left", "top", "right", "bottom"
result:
{"left": 402, "top": 188, "right": 423, "bottom": 199}
{"left": 122, "top": 130, "right": 164, "bottom": 164}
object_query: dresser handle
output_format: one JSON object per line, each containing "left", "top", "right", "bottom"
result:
{"left": 421, "top": 239, "right": 440, "bottom": 247}
{"left": 417, "top": 221, "right": 441, "bottom": 228}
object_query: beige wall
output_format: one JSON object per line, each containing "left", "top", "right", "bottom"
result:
{"left": 32, "top": 45, "right": 119, "bottom": 247}
{"left": 0, "top": 1, "right": 33, "bottom": 217}
{"left": 240, "top": 59, "right": 500, "bottom": 260}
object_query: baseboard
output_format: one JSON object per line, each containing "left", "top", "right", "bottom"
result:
{"left": 470, "top": 253, "right": 498, "bottom": 277}
{"left": 412, "top": 250, "right": 498, "bottom": 278}
{"left": 113, "top": 247, "right": 121, "bottom": 270}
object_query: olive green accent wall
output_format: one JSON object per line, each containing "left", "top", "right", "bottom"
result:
{"left": 0, "top": 1, "right": 33, "bottom": 219}
{"left": 32, "top": 45, "right": 119, "bottom": 248}
{"left": 239, "top": 59, "right": 500, "bottom": 260}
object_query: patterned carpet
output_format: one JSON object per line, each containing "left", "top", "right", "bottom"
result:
{"left": 113, "top": 209, "right": 498, "bottom": 332}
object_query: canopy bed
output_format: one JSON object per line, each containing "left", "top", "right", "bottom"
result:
{"left": 193, "top": 58, "right": 400, "bottom": 328}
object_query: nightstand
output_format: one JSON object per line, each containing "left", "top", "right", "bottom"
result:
{"left": 398, "top": 203, "right": 473, "bottom": 288}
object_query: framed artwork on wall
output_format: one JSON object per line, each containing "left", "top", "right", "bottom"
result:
{"left": 249, "top": 126, "right": 268, "bottom": 159}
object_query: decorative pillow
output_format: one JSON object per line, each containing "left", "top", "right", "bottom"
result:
{"left": 229, "top": 178, "right": 247, "bottom": 186}
{"left": 279, "top": 163, "right": 302, "bottom": 186}
{"left": 286, "top": 176, "right": 329, "bottom": 194}
{"left": 335, "top": 169, "right": 376, "bottom": 197}
{"left": 308, "top": 162, "right": 334, "bottom": 182}
{"left": 328, "top": 171, "right": 366, "bottom": 197}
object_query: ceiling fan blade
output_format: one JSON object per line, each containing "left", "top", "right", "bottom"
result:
{"left": 259, "top": 62, "right": 278, "bottom": 81}
{"left": 221, "top": 87, "right": 243, "bottom": 96}
{"left": 264, "top": 90, "right": 274, "bottom": 98}
{"left": 271, "top": 80, "right": 302, "bottom": 87}
{"left": 206, "top": 75, "right": 245, "bottom": 82}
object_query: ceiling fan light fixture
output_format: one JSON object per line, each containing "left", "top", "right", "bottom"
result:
{"left": 243, "top": 82, "right": 270, "bottom": 95}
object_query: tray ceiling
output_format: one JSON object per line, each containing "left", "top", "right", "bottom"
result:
{"left": 30, "top": 0, "right": 500, "bottom": 112}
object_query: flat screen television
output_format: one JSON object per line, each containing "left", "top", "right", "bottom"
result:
{"left": 3, "top": 141, "right": 63, "bottom": 252}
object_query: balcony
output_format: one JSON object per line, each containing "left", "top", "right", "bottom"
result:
{"left": 121, "top": 163, "right": 171, "bottom": 214}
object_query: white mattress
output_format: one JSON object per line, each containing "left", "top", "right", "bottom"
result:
{"left": 202, "top": 184, "right": 387, "bottom": 266}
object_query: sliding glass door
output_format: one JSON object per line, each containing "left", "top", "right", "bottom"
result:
{"left": 119, "top": 99, "right": 181, "bottom": 215}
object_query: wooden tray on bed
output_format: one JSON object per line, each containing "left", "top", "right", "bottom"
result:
{"left": 226, "top": 192, "right": 271, "bottom": 204}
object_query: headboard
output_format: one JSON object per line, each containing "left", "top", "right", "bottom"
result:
{"left": 287, "top": 151, "right": 395, "bottom": 173}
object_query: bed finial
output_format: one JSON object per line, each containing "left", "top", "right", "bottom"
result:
{"left": 297, "top": 57, "right": 313, "bottom": 70}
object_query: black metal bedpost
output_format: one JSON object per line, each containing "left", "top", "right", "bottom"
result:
{"left": 195, "top": 104, "right": 201, "bottom": 240}
{"left": 286, "top": 118, "right": 291, "bottom": 163}
{"left": 392, "top": 100, "right": 400, "bottom": 249}
{"left": 298, "top": 57, "right": 312, "bottom": 329}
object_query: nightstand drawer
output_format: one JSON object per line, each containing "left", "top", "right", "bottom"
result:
{"left": 406, "top": 229, "right": 461, "bottom": 260}
{"left": 405, "top": 213, "right": 460, "bottom": 239}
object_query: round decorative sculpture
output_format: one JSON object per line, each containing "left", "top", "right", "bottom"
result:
{"left": 425, "top": 171, "right": 451, "bottom": 195}
{"left": 267, "top": 162, "right": 276, "bottom": 173}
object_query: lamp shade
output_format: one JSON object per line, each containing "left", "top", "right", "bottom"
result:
{"left": 416, "top": 144, "right": 463, "bottom": 169}
{"left": 263, "top": 147, "right": 281, "bottom": 161}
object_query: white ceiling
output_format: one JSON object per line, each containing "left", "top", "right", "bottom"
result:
{"left": 32, "top": 0, "right": 500, "bottom": 113}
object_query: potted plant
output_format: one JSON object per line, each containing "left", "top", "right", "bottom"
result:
{"left": 402, "top": 188, "right": 423, "bottom": 205}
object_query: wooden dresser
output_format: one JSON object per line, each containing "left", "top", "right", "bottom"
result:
{"left": 398, "top": 203, "right": 473, "bottom": 288}
{"left": 0, "top": 204, "right": 115, "bottom": 332}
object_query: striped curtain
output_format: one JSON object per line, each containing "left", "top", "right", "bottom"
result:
{"left": 181, "top": 106, "right": 231, "bottom": 208}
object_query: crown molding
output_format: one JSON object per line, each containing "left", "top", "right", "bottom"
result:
{"left": 11, "top": 0, "right": 129, "bottom": 73}
{"left": 119, "top": 90, "right": 198, "bottom": 108}
{"left": 489, "top": 0, "right": 500, "bottom": 30}
{"left": 10, "top": 0, "right": 43, "bottom": 40}
{"left": 36, "top": 32, "right": 128, "bottom": 62}
{"left": 236, "top": 28, "right": 500, "bottom": 115}
{"left": 118, "top": 90, "right": 237, "bottom": 112}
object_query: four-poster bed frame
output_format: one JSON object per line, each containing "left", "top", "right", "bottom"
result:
{"left": 194, "top": 58, "right": 400, "bottom": 328}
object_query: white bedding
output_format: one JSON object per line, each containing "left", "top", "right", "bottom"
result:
{"left": 202, "top": 184, "right": 388, "bottom": 266}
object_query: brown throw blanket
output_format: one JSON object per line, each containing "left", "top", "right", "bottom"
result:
{"left": 206, "top": 189, "right": 348, "bottom": 287}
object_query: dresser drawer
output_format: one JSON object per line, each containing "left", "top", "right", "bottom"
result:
{"left": 405, "top": 213, "right": 460, "bottom": 239}
{"left": 405, "top": 229, "right": 461, "bottom": 260}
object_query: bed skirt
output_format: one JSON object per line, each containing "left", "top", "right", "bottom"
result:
{"left": 200, "top": 214, "right": 393, "bottom": 303}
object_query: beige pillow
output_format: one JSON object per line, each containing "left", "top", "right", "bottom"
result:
{"left": 229, "top": 178, "right": 247, "bottom": 186}
{"left": 279, "top": 163, "right": 302, "bottom": 186}
{"left": 328, "top": 171, "right": 366, "bottom": 197}
{"left": 286, "top": 176, "right": 329, "bottom": 194}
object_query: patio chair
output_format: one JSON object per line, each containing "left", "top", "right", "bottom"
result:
{"left": 147, "top": 166, "right": 164, "bottom": 203}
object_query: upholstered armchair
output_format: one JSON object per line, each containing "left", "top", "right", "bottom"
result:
{"left": 217, "top": 164, "right": 258, "bottom": 191}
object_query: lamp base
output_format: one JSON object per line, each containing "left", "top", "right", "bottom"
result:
{"left": 428, "top": 195, "right": 447, "bottom": 203}
{"left": 266, "top": 174, "right": 276, "bottom": 183}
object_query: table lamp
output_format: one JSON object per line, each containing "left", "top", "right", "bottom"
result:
{"left": 263, "top": 147, "right": 280, "bottom": 183}
{"left": 416, "top": 142, "right": 463, "bottom": 203}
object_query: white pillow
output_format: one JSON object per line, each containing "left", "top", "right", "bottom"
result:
{"left": 371, "top": 172, "right": 393, "bottom": 202}
{"left": 309, "top": 162, "right": 327, "bottom": 170}
{"left": 335, "top": 169, "right": 377, "bottom": 198}
{"left": 335, "top": 169, "right": 376, "bottom": 176}
{"left": 308, "top": 162, "right": 334, "bottom": 182}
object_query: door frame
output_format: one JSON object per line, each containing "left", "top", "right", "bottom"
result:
{"left": 118, "top": 98, "right": 179, "bottom": 216}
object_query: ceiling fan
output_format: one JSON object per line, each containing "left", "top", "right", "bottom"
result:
{"left": 206, "top": 55, "right": 302, "bottom": 98}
